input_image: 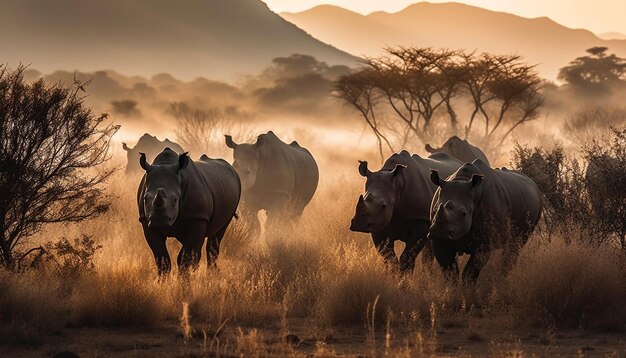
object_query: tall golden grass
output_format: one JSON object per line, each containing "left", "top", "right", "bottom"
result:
{"left": 1, "top": 143, "right": 625, "bottom": 355}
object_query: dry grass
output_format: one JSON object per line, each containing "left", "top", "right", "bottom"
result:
{"left": 509, "top": 236, "right": 626, "bottom": 330}
{"left": 1, "top": 146, "right": 626, "bottom": 356}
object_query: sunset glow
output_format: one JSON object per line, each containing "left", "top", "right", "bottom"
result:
{"left": 268, "top": 0, "right": 626, "bottom": 35}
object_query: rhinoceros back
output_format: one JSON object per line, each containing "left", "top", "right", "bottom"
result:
{"left": 382, "top": 151, "right": 461, "bottom": 222}
{"left": 184, "top": 157, "right": 241, "bottom": 235}
{"left": 249, "top": 132, "right": 319, "bottom": 212}
{"left": 469, "top": 160, "right": 542, "bottom": 241}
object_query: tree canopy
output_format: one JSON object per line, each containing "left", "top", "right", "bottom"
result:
{"left": 558, "top": 47, "right": 626, "bottom": 97}
{"left": 336, "top": 47, "right": 544, "bottom": 159}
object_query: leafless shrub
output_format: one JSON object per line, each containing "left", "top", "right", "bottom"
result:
{"left": 512, "top": 145, "right": 594, "bottom": 241}
{"left": 510, "top": 235, "right": 626, "bottom": 330}
{"left": 168, "top": 102, "right": 254, "bottom": 158}
{"left": 583, "top": 128, "right": 626, "bottom": 251}
{"left": 562, "top": 107, "right": 626, "bottom": 145}
{"left": 26, "top": 235, "right": 102, "bottom": 276}
{"left": 0, "top": 65, "right": 118, "bottom": 270}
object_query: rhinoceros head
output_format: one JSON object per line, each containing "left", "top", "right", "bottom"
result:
{"left": 426, "top": 136, "right": 464, "bottom": 158}
{"left": 225, "top": 134, "right": 261, "bottom": 190}
{"left": 428, "top": 170, "right": 482, "bottom": 240}
{"left": 140, "top": 151, "right": 189, "bottom": 229}
{"left": 350, "top": 160, "right": 406, "bottom": 233}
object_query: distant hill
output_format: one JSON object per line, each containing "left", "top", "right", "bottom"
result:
{"left": 0, "top": 0, "right": 357, "bottom": 80}
{"left": 282, "top": 2, "right": 626, "bottom": 80}
{"left": 598, "top": 32, "right": 626, "bottom": 41}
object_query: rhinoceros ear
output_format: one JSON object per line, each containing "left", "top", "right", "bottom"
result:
{"left": 178, "top": 153, "right": 190, "bottom": 171}
{"left": 139, "top": 152, "right": 152, "bottom": 172}
{"left": 391, "top": 164, "right": 407, "bottom": 177}
{"left": 471, "top": 174, "right": 483, "bottom": 187}
{"left": 430, "top": 170, "right": 445, "bottom": 187}
{"left": 224, "top": 135, "right": 238, "bottom": 149}
{"left": 358, "top": 160, "right": 371, "bottom": 177}
{"left": 425, "top": 144, "right": 435, "bottom": 153}
{"left": 122, "top": 142, "right": 130, "bottom": 151}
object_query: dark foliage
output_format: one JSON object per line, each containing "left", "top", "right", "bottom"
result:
{"left": 584, "top": 128, "right": 626, "bottom": 251}
{"left": 25, "top": 235, "right": 102, "bottom": 276}
{"left": 512, "top": 145, "right": 592, "bottom": 240}
{"left": 558, "top": 47, "right": 626, "bottom": 97}
{"left": 514, "top": 130, "right": 626, "bottom": 250}
{"left": 0, "top": 65, "right": 118, "bottom": 269}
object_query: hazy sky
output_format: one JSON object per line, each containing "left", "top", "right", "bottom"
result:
{"left": 267, "top": 0, "right": 626, "bottom": 35}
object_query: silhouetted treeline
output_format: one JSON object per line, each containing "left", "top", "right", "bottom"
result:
{"left": 335, "top": 47, "right": 544, "bottom": 159}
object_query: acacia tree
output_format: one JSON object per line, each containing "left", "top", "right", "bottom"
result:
{"left": 558, "top": 47, "right": 626, "bottom": 97}
{"left": 335, "top": 69, "right": 394, "bottom": 159}
{"left": 0, "top": 66, "right": 118, "bottom": 269}
{"left": 336, "top": 47, "right": 544, "bottom": 159}
{"left": 486, "top": 55, "right": 544, "bottom": 144}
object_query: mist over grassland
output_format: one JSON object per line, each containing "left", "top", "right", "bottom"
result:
{"left": 2, "top": 3, "right": 626, "bottom": 353}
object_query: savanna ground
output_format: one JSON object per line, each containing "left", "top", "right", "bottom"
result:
{"left": 2, "top": 128, "right": 626, "bottom": 358}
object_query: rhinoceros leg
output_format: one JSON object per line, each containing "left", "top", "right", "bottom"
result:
{"left": 241, "top": 205, "right": 261, "bottom": 238}
{"left": 177, "top": 221, "right": 207, "bottom": 274}
{"left": 432, "top": 240, "right": 459, "bottom": 281}
{"left": 501, "top": 236, "right": 526, "bottom": 273}
{"left": 143, "top": 226, "right": 171, "bottom": 276}
{"left": 206, "top": 219, "right": 232, "bottom": 268}
{"left": 421, "top": 239, "right": 434, "bottom": 267}
{"left": 372, "top": 232, "right": 398, "bottom": 270}
{"left": 399, "top": 221, "right": 430, "bottom": 274}
{"left": 462, "top": 247, "right": 491, "bottom": 284}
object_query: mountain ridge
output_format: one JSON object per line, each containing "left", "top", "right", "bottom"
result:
{"left": 0, "top": 0, "right": 358, "bottom": 80}
{"left": 282, "top": 2, "right": 626, "bottom": 80}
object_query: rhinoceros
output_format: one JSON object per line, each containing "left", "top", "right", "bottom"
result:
{"left": 425, "top": 135, "right": 490, "bottom": 166}
{"left": 350, "top": 150, "right": 463, "bottom": 273}
{"left": 429, "top": 159, "right": 542, "bottom": 282}
{"left": 224, "top": 131, "right": 319, "bottom": 233}
{"left": 123, "top": 133, "right": 184, "bottom": 174}
{"left": 137, "top": 148, "right": 240, "bottom": 275}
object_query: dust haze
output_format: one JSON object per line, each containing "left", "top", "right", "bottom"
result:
{"left": 2, "top": 1, "right": 626, "bottom": 357}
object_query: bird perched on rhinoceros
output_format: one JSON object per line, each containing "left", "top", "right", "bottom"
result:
{"left": 123, "top": 133, "right": 184, "bottom": 174}
{"left": 350, "top": 150, "right": 463, "bottom": 273}
{"left": 429, "top": 159, "right": 542, "bottom": 283}
{"left": 224, "top": 131, "right": 319, "bottom": 234}
{"left": 425, "top": 135, "right": 490, "bottom": 166}
{"left": 137, "top": 148, "right": 240, "bottom": 275}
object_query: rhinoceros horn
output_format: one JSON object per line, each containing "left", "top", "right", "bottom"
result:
{"left": 356, "top": 195, "right": 367, "bottom": 214}
{"left": 153, "top": 190, "right": 166, "bottom": 208}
